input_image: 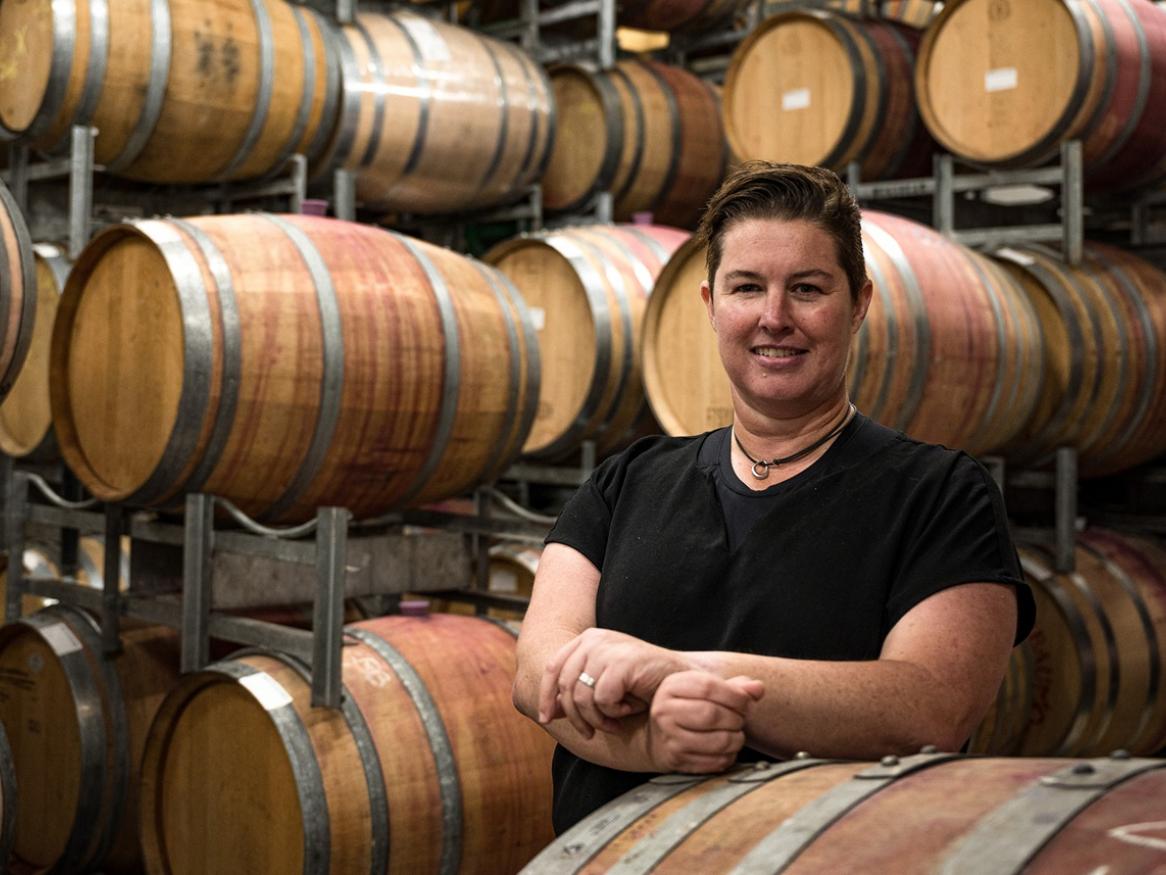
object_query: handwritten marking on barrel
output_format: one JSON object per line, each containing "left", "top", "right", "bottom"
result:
{"left": 1107, "top": 821, "right": 1166, "bottom": 851}
{"left": 353, "top": 654, "right": 394, "bottom": 689}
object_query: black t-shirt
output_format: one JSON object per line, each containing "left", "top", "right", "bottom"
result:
{"left": 544, "top": 413, "right": 1035, "bottom": 833}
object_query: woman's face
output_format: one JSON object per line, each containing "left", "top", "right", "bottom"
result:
{"left": 700, "top": 217, "right": 872, "bottom": 420}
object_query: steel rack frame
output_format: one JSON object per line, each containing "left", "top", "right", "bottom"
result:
{"left": 4, "top": 126, "right": 315, "bottom": 257}
{"left": 6, "top": 127, "right": 97, "bottom": 260}
{"left": 479, "top": 0, "right": 618, "bottom": 69}
{"left": 1, "top": 464, "right": 549, "bottom": 709}
{"left": 984, "top": 448, "right": 1081, "bottom": 574}
{"left": 848, "top": 141, "right": 1086, "bottom": 266}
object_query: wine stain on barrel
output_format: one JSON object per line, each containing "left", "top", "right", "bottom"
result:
{"left": 221, "top": 36, "right": 241, "bottom": 85}
{"left": 191, "top": 21, "right": 240, "bottom": 86}
{"left": 195, "top": 29, "right": 215, "bottom": 79}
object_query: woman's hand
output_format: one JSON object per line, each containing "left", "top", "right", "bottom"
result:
{"left": 538, "top": 627, "right": 692, "bottom": 736}
{"left": 647, "top": 671, "right": 765, "bottom": 773}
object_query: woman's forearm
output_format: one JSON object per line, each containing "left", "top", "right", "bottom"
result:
{"left": 686, "top": 582, "right": 1015, "bottom": 759}
{"left": 688, "top": 651, "right": 974, "bottom": 758}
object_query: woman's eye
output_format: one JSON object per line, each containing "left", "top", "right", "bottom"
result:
{"left": 793, "top": 284, "right": 821, "bottom": 295}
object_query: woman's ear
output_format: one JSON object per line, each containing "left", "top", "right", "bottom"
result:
{"left": 700, "top": 280, "right": 716, "bottom": 331}
{"left": 852, "top": 278, "right": 874, "bottom": 332}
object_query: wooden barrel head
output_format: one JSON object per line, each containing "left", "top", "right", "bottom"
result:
{"left": 917, "top": 0, "right": 1083, "bottom": 164}
{"left": 641, "top": 236, "right": 731, "bottom": 436}
{"left": 488, "top": 239, "right": 598, "bottom": 455}
{"left": 725, "top": 13, "right": 857, "bottom": 167}
{"left": 55, "top": 230, "right": 184, "bottom": 499}
{"left": 0, "top": 247, "right": 64, "bottom": 457}
{"left": 0, "top": 0, "right": 55, "bottom": 135}
{"left": 542, "top": 66, "right": 619, "bottom": 212}
{"left": 148, "top": 674, "right": 306, "bottom": 874}
{"left": 0, "top": 620, "right": 85, "bottom": 870}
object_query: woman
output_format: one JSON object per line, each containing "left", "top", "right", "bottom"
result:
{"left": 513, "top": 162, "right": 1035, "bottom": 834}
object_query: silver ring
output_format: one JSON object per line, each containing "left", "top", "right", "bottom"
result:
{"left": 577, "top": 671, "right": 597, "bottom": 689}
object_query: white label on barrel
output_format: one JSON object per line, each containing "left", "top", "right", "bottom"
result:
{"left": 40, "top": 622, "right": 83, "bottom": 656}
{"left": 530, "top": 307, "right": 546, "bottom": 331}
{"left": 240, "top": 671, "right": 294, "bottom": 711}
{"left": 400, "top": 15, "right": 451, "bottom": 62}
{"left": 996, "top": 247, "right": 1035, "bottom": 266}
{"left": 985, "top": 68, "right": 1018, "bottom": 93}
{"left": 782, "top": 89, "right": 811, "bottom": 111}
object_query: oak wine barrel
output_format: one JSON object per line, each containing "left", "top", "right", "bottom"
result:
{"left": 543, "top": 59, "right": 727, "bottom": 227}
{"left": 0, "top": 179, "right": 35, "bottom": 404}
{"left": 488, "top": 223, "right": 686, "bottom": 459}
{"left": 0, "top": 244, "right": 69, "bottom": 459}
{"left": 0, "top": 607, "right": 180, "bottom": 873}
{"left": 723, "top": 9, "right": 934, "bottom": 180}
{"left": 524, "top": 753, "right": 1166, "bottom": 873}
{"left": 994, "top": 242, "right": 1166, "bottom": 476}
{"left": 317, "top": 9, "right": 554, "bottom": 215}
{"left": 51, "top": 214, "right": 539, "bottom": 523}
{"left": 917, "top": 0, "right": 1166, "bottom": 191}
{"left": 0, "top": 0, "right": 341, "bottom": 183}
{"left": 139, "top": 613, "right": 554, "bottom": 874}
{"left": 489, "top": 542, "right": 541, "bottom": 600}
{"left": 641, "top": 212, "right": 1044, "bottom": 456}
{"left": 970, "top": 530, "right": 1166, "bottom": 758}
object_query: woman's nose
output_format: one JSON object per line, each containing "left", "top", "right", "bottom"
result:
{"left": 757, "top": 290, "right": 790, "bottom": 332}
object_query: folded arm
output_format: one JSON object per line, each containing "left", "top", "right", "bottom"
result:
{"left": 515, "top": 543, "right": 1017, "bottom": 770}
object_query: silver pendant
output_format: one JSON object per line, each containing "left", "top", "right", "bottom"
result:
{"left": 751, "top": 461, "right": 770, "bottom": 480}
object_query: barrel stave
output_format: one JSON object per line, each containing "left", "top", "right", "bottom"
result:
{"left": 532, "top": 756, "right": 1166, "bottom": 872}
{"left": 361, "top": 615, "right": 554, "bottom": 874}
{"left": 645, "top": 63, "right": 726, "bottom": 228}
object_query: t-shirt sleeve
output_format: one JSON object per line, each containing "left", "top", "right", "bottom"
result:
{"left": 543, "top": 452, "right": 626, "bottom": 572}
{"left": 886, "top": 453, "right": 1035, "bottom": 646}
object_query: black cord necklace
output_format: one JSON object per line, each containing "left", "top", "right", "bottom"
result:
{"left": 732, "top": 403, "right": 857, "bottom": 480}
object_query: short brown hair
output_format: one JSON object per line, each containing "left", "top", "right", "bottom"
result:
{"left": 696, "top": 161, "right": 867, "bottom": 301}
